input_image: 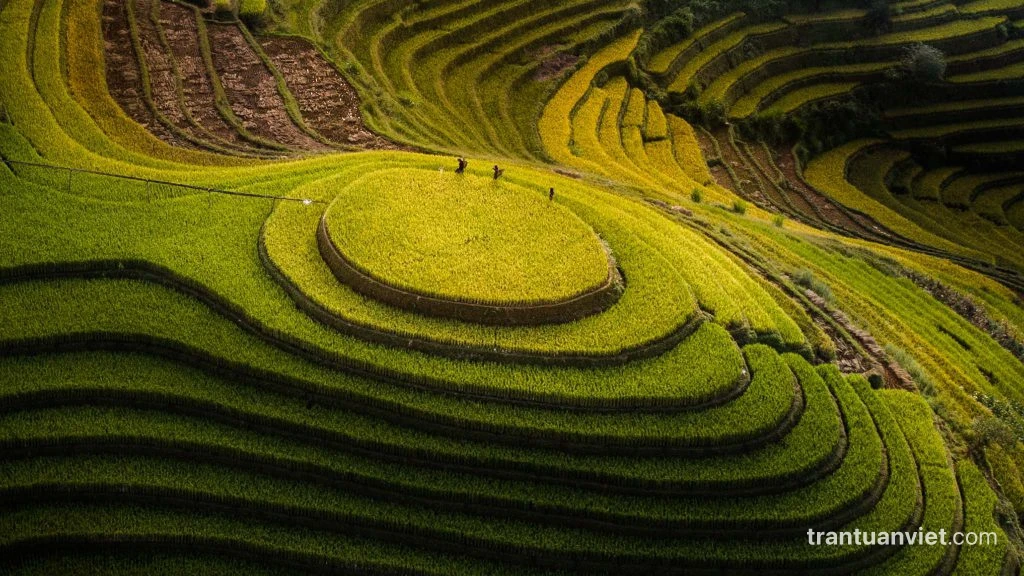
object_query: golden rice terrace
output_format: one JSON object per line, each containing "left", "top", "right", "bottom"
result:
{"left": 2, "top": 0, "right": 1024, "bottom": 574}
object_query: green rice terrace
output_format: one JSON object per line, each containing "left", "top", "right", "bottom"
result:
{"left": 3, "top": 0, "right": 1024, "bottom": 573}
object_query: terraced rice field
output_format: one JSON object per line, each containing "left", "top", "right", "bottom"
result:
{"left": 2, "top": 0, "right": 1024, "bottom": 574}
{"left": 643, "top": 0, "right": 1024, "bottom": 288}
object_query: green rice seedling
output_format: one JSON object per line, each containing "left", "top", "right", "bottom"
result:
{"left": 892, "top": 117, "right": 1024, "bottom": 141}
{"left": 952, "top": 462, "right": 1012, "bottom": 575}
{"left": 846, "top": 147, "right": 1024, "bottom": 270}
{"left": 961, "top": 0, "right": 1021, "bottom": 16}
{"left": 947, "top": 37, "right": 1024, "bottom": 66}
{"left": 0, "top": 502, "right": 519, "bottom": 576}
{"left": 956, "top": 140, "right": 1024, "bottom": 154}
{"left": 0, "top": 346, "right": 822, "bottom": 492}
{"left": 0, "top": 349, "right": 853, "bottom": 523}
{"left": 7, "top": 551, "right": 314, "bottom": 576}
{"left": 733, "top": 60, "right": 891, "bottom": 117}
{"left": 884, "top": 344, "right": 937, "bottom": 396}
{"left": 912, "top": 166, "right": 962, "bottom": 201}
{"left": 0, "top": 277, "right": 774, "bottom": 434}
{"left": 970, "top": 183, "right": 1019, "bottom": 226}
{"left": 860, "top": 390, "right": 961, "bottom": 575}
{"left": 731, "top": 218, "right": 1024, "bottom": 429}
{"left": 0, "top": 371, "right": 933, "bottom": 569}
{"left": 885, "top": 95, "right": 1024, "bottom": 118}
{"left": 950, "top": 60, "right": 1024, "bottom": 83}
{"left": 835, "top": 16, "right": 1007, "bottom": 49}
{"left": 698, "top": 46, "right": 806, "bottom": 108}
{"left": 763, "top": 82, "right": 861, "bottom": 116}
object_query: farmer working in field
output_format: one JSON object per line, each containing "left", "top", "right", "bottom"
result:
{"left": 455, "top": 157, "right": 468, "bottom": 174}
{"left": 549, "top": 187, "right": 555, "bottom": 201}
{"left": 493, "top": 165, "right": 504, "bottom": 180}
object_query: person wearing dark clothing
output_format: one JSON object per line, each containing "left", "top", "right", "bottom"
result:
{"left": 548, "top": 187, "right": 555, "bottom": 201}
{"left": 493, "top": 165, "right": 504, "bottom": 180}
{"left": 455, "top": 157, "right": 467, "bottom": 174}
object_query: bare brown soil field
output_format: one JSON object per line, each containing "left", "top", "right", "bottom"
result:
{"left": 206, "top": 22, "right": 328, "bottom": 151}
{"left": 157, "top": 1, "right": 271, "bottom": 154}
{"left": 101, "top": 0, "right": 190, "bottom": 148}
{"left": 260, "top": 36, "right": 403, "bottom": 150}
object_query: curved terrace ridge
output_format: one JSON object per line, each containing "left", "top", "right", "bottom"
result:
{"left": 317, "top": 169, "right": 623, "bottom": 325}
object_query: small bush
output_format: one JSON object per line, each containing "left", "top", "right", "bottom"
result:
{"left": 867, "top": 372, "right": 884, "bottom": 389}
{"left": 864, "top": 0, "right": 892, "bottom": 34}
{"left": 396, "top": 91, "right": 418, "bottom": 107}
{"left": 742, "top": 111, "right": 788, "bottom": 145}
{"left": 901, "top": 43, "right": 946, "bottom": 82}
{"left": 239, "top": 0, "right": 267, "bottom": 25}
{"left": 731, "top": 199, "right": 747, "bottom": 215}
{"left": 885, "top": 344, "right": 936, "bottom": 396}
{"left": 974, "top": 393, "right": 1024, "bottom": 446}
{"left": 972, "top": 415, "right": 1016, "bottom": 452}
{"left": 794, "top": 268, "right": 814, "bottom": 287}
{"left": 212, "top": 0, "right": 233, "bottom": 19}
{"left": 697, "top": 99, "right": 726, "bottom": 127}
{"left": 773, "top": 214, "right": 785, "bottom": 228}
{"left": 690, "top": 188, "right": 702, "bottom": 203}
{"left": 814, "top": 282, "right": 833, "bottom": 304}
{"left": 793, "top": 267, "right": 834, "bottom": 304}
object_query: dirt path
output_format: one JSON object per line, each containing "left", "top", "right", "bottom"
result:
{"left": 101, "top": 0, "right": 189, "bottom": 147}
{"left": 259, "top": 36, "right": 402, "bottom": 150}
{"left": 206, "top": 23, "right": 329, "bottom": 151}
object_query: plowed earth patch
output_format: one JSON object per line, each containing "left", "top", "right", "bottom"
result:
{"left": 260, "top": 36, "right": 404, "bottom": 150}
{"left": 101, "top": 0, "right": 191, "bottom": 148}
